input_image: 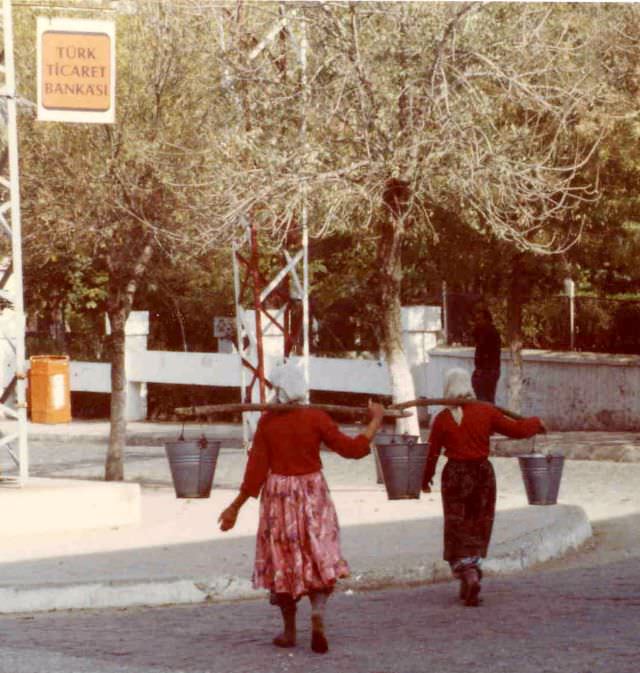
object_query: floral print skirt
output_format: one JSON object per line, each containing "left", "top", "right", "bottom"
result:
{"left": 253, "top": 470, "right": 349, "bottom": 600}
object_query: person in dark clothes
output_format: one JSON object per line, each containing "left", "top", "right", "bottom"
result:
{"left": 471, "top": 305, "right": 501, "bottom": 403}
{"left": 423, "top": 368, "right": 546, "bottom": 606}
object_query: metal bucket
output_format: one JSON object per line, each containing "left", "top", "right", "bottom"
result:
{"left": 373, "top": 433, "right": 419, "bottom": 484}
{"left": 518, "top": 454, "right": 564, "bottom": 505}
{"left": 376, "top": 439, "right": 428, "bottom": 500}
{"left": 165, "top": 436, "right": 221, "bottom": 498}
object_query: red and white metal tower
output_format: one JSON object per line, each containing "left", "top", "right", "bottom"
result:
{"left": 231, "top": 11, "right": 310, "bottom": 445}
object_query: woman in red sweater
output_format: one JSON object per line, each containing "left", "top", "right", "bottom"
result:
{"left": 423, "top": 368, "right": 546, "bottom": 606}
{"left": 219, "top": 361, "right": 384, "bottom": 653}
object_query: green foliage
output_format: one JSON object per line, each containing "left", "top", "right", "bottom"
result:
{"left": 136, "top": 248, "right": 235, "bottom": 352}
{"left": 309, "top": 231, "right": 379, "bottom": 354}
{"left": 8, "top": 1, "right": 640, "bottom": 370}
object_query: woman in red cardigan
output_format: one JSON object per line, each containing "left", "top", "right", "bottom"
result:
{"left": 219, "top": 361, "right": 384, "bottom": 653}
{"left": 423, "top": 368, "right": 546, "bottom": 606}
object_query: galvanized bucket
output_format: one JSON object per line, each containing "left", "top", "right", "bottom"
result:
{"left": 373, "top": 433, "right": 419, "bottom": 484}
{"left": 518, "top": 454, "right": 564, "bottom": 505}
{"left": 165, "top": 436, "right": 221, "bottom": 498}
{"left": 376, "top": 438, "right": 428, "bottom": 500}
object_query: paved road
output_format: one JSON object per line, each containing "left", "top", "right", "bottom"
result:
{"left": 2, "top": 426, "right": 638, "bottom": 672}
{"left": 1, "top": 555, "right": 638, "bottom": 673}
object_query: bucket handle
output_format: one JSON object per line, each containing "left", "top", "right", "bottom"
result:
{"left": 402, "top": 433, "right": 416, "bottom": 448}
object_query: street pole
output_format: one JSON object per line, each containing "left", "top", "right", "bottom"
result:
{"left": 442, "top": 281, "right": 448, "bottom": 344}
{"left": 1, "top": 0, "right": 29, "bottom": 484}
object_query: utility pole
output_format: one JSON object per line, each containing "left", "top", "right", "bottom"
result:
{"left": 0, "top": 0, "right": 29, "bottom": 484}
{"left": 564, "top": 278, "right": 576, "bottom": 351}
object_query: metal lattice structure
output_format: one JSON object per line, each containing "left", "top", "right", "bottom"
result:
{"left": 232, "top": 218, "right": 310, "bottom": 446}
{"left": 232, "top": 220, "right": 309, "bottom": 400}
{"left": 231, "top": 12, "right": 310, "bottom": 446}
{"left": 0, "top": 0, "right": 28, "bottom": 484}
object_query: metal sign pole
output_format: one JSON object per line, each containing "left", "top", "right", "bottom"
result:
{"left": 1, "top": 0, "right": 28, "bottom": 484}
{"left": 564, "top": 278, "right": 575, "bottom": 351}
{"left": 442, "top": 281, "right": 448, "bottom": 344}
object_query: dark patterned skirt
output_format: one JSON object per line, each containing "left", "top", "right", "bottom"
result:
{"left": 441, "top": 459, "right": 497, "bottom": 563}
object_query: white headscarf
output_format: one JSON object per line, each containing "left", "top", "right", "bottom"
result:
{"left": 443, "top": 368, "right": 475, "bottom": 425}
{"left": 270, "top": 359, "right": 307, "bottom": 404}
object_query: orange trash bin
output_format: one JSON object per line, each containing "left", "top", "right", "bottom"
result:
{"left": 28, "top": 355, "right": 72, "bottom": 423}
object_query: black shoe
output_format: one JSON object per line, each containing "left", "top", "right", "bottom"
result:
{"left": 459, "top": 577, "right": 468, "bottom": 601}
{"left": 462, "top": 568, "right": 481, "bottom": 607}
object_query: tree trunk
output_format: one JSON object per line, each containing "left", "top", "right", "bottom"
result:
{"left": 49, "top": 302, "right": 67, "bottom": 353}
{"left": 173, "top": 299, "right": 188, "bottom": 353}
{"left": 506, "top": 267, "right": 526, "bottom": 414}
{"left": 105, "top": 310, "right": 127, "bottom": 481}
{"left": 376, "top": 179, "right": 419, "bottom": 436}
{"left": 380, "top": 293, "right": 420, "bottom": 436}
{"left": 104, "top": 238, "right": 154, "bottom": 481}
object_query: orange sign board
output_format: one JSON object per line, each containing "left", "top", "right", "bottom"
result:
{"left": 41, "top": 31, "right": 111, "bottom": 112}
{"left": 37, "top": 18, "right": 115, "bottom": 124}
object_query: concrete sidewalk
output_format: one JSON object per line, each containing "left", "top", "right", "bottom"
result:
{"left": 2, "top": 420, "right": 638, "bottom": 614}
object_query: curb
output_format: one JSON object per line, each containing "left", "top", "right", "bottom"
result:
{"left": 0, "top": 506, "right": 592, "bottom": 615}
{"left": 14, "top": 423, "right": 245, "bottom": 449}
{"left": 0, "top": 580, "right": 207, "bottom": 614}
{"left": 484, "top": 504, "right": 593, "bottom": 573}
{"left": 0, "top": 577, "right": 263, "bottom": 615}
{"left": 24, "top": 433, "right": 244, "bottom": 449}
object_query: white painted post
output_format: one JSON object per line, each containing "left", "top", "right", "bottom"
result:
{"left": 124, "top": 311, "right": 149, "bottom": 421}
{"left": 401, "top": 306, "right": 442, "bottom": 424}
{"left": 0, "top": 336, "right": 16, "bottom": 405}
{"left": 0, "top": 259, "right": 18, "bottom": 409}
{"left": 241, "top": 308, "right": 285, "bottom": 436}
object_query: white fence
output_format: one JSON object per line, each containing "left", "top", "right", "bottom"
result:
{"left": 69, "top": 308, "right": 440, "bottom": 421}
{"left": 64, "top": 309, "right": 640, "bottom": 431}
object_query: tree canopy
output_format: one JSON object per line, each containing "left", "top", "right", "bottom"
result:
{"left": 6, "top": 1, "right": 640, "bottom": 449}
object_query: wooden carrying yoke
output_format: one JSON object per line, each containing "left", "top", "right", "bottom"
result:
{"left": 390, "top": 398, "right": 524, "bottom": 421}
{"left": 174, "top": 399, "right": 522, "bottom": 421}
{"left": 174, "top": 403, "right": 411, "bottom": 420}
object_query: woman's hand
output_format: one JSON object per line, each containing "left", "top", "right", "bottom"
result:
{"left": 368, "top": 400, "right": 385, "bottom": 423}
{"left": 363, "top": 400, "right": 385, "bottom": 441}
{"left": 219, "top": 491, "right": 250, "bottom": 532}
{"left": 218, "top": 504, "right": 239, "bottom": 532}
{"left": 422, "top": 471, "right": 434, "bottom": 493}
{"left": 538, "top": 419, "right": 548, "bottom": 434}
